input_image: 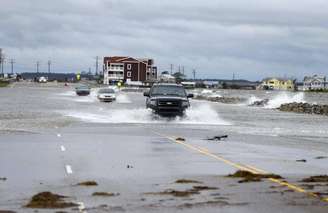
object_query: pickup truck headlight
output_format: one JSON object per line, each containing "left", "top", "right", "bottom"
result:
{"left": 150, "top": 100, "right": 157, "bottom": 106}
{"left": 181, "top": 101, "right": 190, "bottom": 107}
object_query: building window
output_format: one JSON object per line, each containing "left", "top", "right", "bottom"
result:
{"left": 127, "top": 64, "right": 132, "bottom": 70}
{"left": 127, "top": 71, "right": 132, "bottom": 77}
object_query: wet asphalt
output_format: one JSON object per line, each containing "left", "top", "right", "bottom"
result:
{"left": 0, "top": 82, "right": 328, "bottom": 213}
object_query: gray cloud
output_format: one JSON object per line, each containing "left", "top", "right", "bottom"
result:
{"left": 1, "top": 0, "right": 328, "bottom": 80}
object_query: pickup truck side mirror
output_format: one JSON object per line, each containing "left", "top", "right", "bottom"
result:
{"left": 187, "top": 93, "right": 194, "bottom": 98}
{"left": 143, "top": 91, "right": 150, "bottom": 97}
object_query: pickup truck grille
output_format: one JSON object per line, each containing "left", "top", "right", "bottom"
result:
{"left": 158, "top": 100, "right": 180, "bottom": 107}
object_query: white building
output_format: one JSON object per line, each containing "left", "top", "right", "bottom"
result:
{"left": 303, "top": 75, "right": 327, "bottom": 91}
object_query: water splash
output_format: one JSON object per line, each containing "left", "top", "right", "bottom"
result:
{"left": 264, "top": 92, "right": 305, "bottom": 109}
{"left": 62, "top": 103, "right": 230, "bottom": 125}
{"left": 116, "top": 94, "right": 132, "bottom": 103}
{"left": 247, "top": 95, "right": 262, "bottom": 105}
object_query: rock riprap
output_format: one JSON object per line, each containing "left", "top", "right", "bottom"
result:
{"left": 278, "top": 102, "right": 328, "bottom": 116}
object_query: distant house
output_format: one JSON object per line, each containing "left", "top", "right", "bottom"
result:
{"left": 303, "top": 75, "right": 326, "bottom": 91}
{"left": 260, "top": 78, "right": 296, "bottom": 91}
{"left": 103, "top": 56, "right": 157, "bottom": 85}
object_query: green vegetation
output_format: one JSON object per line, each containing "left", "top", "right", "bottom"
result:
{"left": 0, "top": 79, "right": 10, "bottom": 87}
{"left": 305, "top": 89, "right": 328, "bottom": 93}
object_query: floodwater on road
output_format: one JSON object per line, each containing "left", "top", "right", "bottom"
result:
{"left": 1, "top": 82, "right": 328, "bottom": 213}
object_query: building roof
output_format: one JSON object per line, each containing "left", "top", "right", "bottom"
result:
{"left": 104, "top": 56, "right": 153, "bottom": 65}
{"left": 304, "top": 75, "right": 326, "bottom": 82}
{"left": 262, "top": 77, "right": 296, "bottom": 82}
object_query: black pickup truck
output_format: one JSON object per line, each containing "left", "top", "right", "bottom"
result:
{"left": 144, "top": 83, "right": 193, "bottom": 116}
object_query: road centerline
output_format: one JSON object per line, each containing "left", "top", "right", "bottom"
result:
{"left": 152, "top": 130, "right": 327, "bottom": 203}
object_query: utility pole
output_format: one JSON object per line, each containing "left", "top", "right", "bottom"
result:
{"left": 47, "top": 60, "right": 51, "bottom": 73}
{"left": 0, "top": 48, "right": 2, "bottom": 75}
{"left": 10, "top": 59, "right": 15, "bottom": 74}
{"left": 182, "top": 66, "right": 185, "bottom": 75}
{"left": 232, "top": 73, "right": 235, "bottom": 81}
{"left": 95, "top": 56, "right": 99, "bottom": 76}
{"left": 178, "top": 65, "right": 181, "bottom": 74}
{"left": 0, "top": 49, "right": 5, "bottom": 75}
{"left": 36, "top": 61, "right": 40, "bottom": 73}
{"left": 192, "top": 69, "right": 196, "bottom": 80}
{"left": 170, "top": 64, "right": 173, "bottom": 75}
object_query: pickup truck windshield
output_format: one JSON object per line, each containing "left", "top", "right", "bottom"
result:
{"left": 151, "top": 85, "right": 186, "bottom": 97}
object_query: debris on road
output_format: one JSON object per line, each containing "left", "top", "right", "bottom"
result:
{"left": 192, "top": 186, "right": 218, "bottom": 191}
{"left": 175, "top": 179, "right": 203, "bottom": 184}
{"left": 177, "top": 200, "right": 230, "bottom": 209}
{"left": 25, "top": 192, "right": 78, "bottom": 209}
{"left": 127, "top": 165, "right": 133, "bottom": 169}
{"left": 296, "top": 159, "right": 307, "bottom": 163}
{"left": 315, "top": 156, "right": 328, "bottom": 159}
{"left": 0, "top": 177, "right": 7, "bottom": 181}
{"left": 92, "top": 192, "right": 120, "bottom": 197}
{"left": 206, "top": 135, "right": 228, "bottom": 141}
{"left": 302, "top": 175, "right": 328, "bottom": 183}
{"left": 145, "top": 183, "right": 219, "bottom": 197}
{"left": 76, "top": 181, "right": 98, "bottom": 186}
{"left": 175, "top": 137, "right": 186, "bottom": 142}
{"left": 227, "top": 170, "right": 282, "bottom": 183}
{"left": 145, "top": 189, "right": 200, "bottom": 197}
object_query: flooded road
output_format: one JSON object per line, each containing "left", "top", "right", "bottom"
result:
{"left": 1, "top": 82, "right": 328, "bottom": 212}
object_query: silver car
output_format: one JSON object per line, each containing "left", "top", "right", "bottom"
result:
{"left": 97, "top": 88, "right": 116, "bottom": 102}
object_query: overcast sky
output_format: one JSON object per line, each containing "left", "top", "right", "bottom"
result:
{"left": 1, "top": 0, "right": 328, "bottom": 80}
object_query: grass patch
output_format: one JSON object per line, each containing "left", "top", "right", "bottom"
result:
{"left": 0, "top": 80, "right": 10, "bottom": 87}
{"left": 25, "top": 192, "right": 78, "bottom": 209}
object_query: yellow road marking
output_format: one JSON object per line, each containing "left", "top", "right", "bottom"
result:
{"left": 153, "top": 131, "right": 328, "bottom": 203}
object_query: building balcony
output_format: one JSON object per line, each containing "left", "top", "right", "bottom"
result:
{"left": 108, "top": 67, "right": 124, "bottom": 71}
{"left": 107, "top": 74, "right": 124, "bottom": 80}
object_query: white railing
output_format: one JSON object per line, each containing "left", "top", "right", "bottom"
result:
{"left": 107, "top": 74, "right": 124, "bottom": 80}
